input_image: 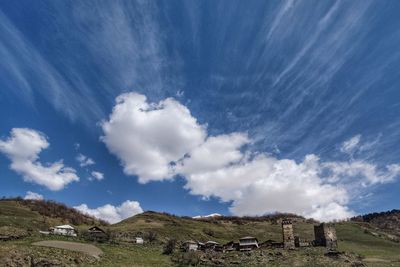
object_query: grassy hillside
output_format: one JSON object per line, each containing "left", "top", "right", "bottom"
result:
{"left": 1, "top": 200, "right": 400, "bottom": 266}
{"left": 0, "top": 198, "right": 107, "bottom": 227}
{"left": 0, "top": 200, "right": 63, "bottom": 231}
{"left": 112, "top": 211, "right": 315, "bottom": 244}
{"left": 111, "top": 211, "right": 400, "bottom": 265}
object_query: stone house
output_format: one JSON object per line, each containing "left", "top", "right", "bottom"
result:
{"left": 87, "top": 226, "right": 108, "bottom": 240}
{"left": 182, "top": 240, "right": 198, "bottom": 251}
{"left": 282, "top": 220, "right": 295, "bottom": 249}
{"left": 50, "top": 225, "right": 77, "bottom": 237}
{"left": 239, "top": 236, "right": 259, "bottom": 251}
{"left": 314, "top": 223, "right": 338, "bottom": 250}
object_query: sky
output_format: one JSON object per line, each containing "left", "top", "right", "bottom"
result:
{"left": 1, "top": 0, "right": 400, "bottom": 223}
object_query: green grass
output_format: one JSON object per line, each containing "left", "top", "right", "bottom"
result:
{"left": 2, "top": 201, "right": 400, "bottom": 266}
{"left": 112, "top": 212, "right": 316, "bottom": 244}
{"left": 94, "top": 244, "right": 172, "bottom": 267}
{"left": 337, "top": 222, "right": 400, "bottom": 264}
{"left": 0, "top": 200, "right": 67, "bottom": 231}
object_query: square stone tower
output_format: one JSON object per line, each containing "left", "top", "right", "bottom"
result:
{"left": 282, "top": 219, "right": 295, "bottom": 249}
{"left": 314, "top": 223, "right": 338, "bottom": 250}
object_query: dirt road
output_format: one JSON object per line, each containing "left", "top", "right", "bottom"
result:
{"left": 33, "top": 240, "right": 103, "bottom": 258}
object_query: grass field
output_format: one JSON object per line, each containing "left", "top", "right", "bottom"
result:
{"left": 1, "top": 200, "right": 400, "bottom": 266}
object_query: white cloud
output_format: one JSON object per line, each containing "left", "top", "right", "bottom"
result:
{"left": 90, "top": 171, "right": 104, "bottom": 181}
{"left": 24, "top": 191, "right": 44, "bottom": 200}
{"left": 183, "top": 154, "right": 354, "bottom": 222}
{"left": 0, "top": 128, "right": 79, "bottom": 190}
{"left": 176, "top": 133, "right": 249, "bottom": 175}
{"left": 74, "top": 200, "right": 143, "bottom": 224}
{"left": 341, "top": 134, "right": 361, "bottom": 155}
{"left": 102, "top": 93, "right": 400, "bottom": 221}
{"left": 323, "top": 161, "right": 400, "bottom": 185}
{"left": 76, "top": 153, "right": 95, "bottom": 167}
{"left": 101, "top": 92, "right": 206, "bottom": 183}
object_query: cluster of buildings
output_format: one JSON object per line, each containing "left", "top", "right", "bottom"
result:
{"left": 41, "top": 225, "right": 145, "bottom": 244}
{"left": 182, "top": 236, "right": 260, "bottom": 253}
{"left": 182, "top": 220, "right": 338, "bottom": 253}
{"left": 41, "top": 219, "right": 338, "bottom": 254}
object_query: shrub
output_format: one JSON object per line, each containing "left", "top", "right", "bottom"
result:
{"left": 163, "top": 238, "right": 177, "bottom": 255}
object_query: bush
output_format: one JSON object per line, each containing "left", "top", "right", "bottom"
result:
{"left": 163, "top": 238, "right": 177, "bottom": 255}
{"left": 146, "top": 231, "right": 158, "bottom": 243}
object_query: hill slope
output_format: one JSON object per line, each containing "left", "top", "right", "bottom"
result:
{"left": 111, "top": 211, "right": 400, "bottom": 265}
{"left": 0, "top": 199, "right": 107, "bottom": 231}
{"left": 1, "top": 200, "right": 400, "bottom": 266}
{"left": 112, "top": 211, "right": 315, "bottom": 243}
{"left": 352, "top": 209, "right": 400, "bottom": 241}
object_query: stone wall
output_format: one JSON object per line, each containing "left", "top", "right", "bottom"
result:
{"left": 314, "top": 223, "right": 338, "bottom": 250}
{"left": 282, "top": 220, "right": 295, "bottom": 249}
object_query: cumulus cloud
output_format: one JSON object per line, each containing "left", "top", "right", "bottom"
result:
{"left": 101, "top": 93, "right": 206, "bottom": 183}
{"left": 90, "top": 171, "right": 104, "bottom": 181}
{"left": 0, "top": 128, "right": 79, "bottom": 190}
{"left": 24, "top": 191, "right": 44, "bottom": 200}
{"left": 183, "top": 153, "right": 354, "bottom": 221}
{"left": 176, "top": 133, "right": 249, "bottom": 175}
{"left": 76, "top": 153, "right": 95, "bottom": 167}
{"left": 101, "top": 93, "right": 400, "bottom": 221}
{"left": 74, "top": 200, "right": 143, "bottom": 223}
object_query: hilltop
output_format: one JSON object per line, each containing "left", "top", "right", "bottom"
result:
{"left": 0, "top": 198, "right": 107, "bottom": 231}
{"left": 111, "top": 211, "right": 315, "bottom": 243}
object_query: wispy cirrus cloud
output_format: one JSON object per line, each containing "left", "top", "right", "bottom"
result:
{"left": 0, "top": 11, "right": 104, "bottom": 124}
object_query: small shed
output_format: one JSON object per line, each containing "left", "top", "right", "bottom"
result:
{"left": 239, "top": 236, "right": 259, "bottom": 251}
{"left": 260, "top": 239, "right": 283, "bottom": 248}
{"left": 183, "top": 240, "right": 198, "bottom": 251}
{"left": 205, "top": 240, "right": 219, "bottom": 250}
{"left": 224, "top": 241, "right": 239, "bottom": 252}
{"left": 197, "top": 242, "right": 205, "bottom": 251}
{"left": 51, "top": 225, "right": 77, "bottom": 237}
{"left": 135, "top": 237, "right": 144, "bottom": 244}
{"left": 87, "top": 226, "right": 108, "bottom": 239}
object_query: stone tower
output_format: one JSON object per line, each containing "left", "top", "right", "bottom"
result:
{"left": 282, "top": 219, "right": 295, "bottom": 249}
{"left": 314, "top": 223, "right": 338, "bottom": 251}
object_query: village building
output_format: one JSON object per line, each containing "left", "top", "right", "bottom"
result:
{"left": 282, "top": 220, "right": 295, "bottom": 249}
{"left": 135, "top": 237, "right": 144, "bottom": 244}
{"left": 182, "top": 240, "right": 198, "bottom": 251}
{"left": 50, "top": 225, "right": 77, "bottom": 237}
{"left": 197, "top": 242, "right": 205, "bottom": 251}
{"left": 294, "top": 236, "right": 311, "bottom": 247}
{"left": 87, "top": 226, "right": 108, "bottom": 240}
{"left": 260, "top": 239, "right": 283, "bottom": 248}
{"left": 239, "top": 236, "right": 259, "bottom": 251}
{"left": 204, "top": 240, "right": 220, "bottom": 250}
{"left": 223, "top": 241, "right": 239, "bottom": 252}
{"left": 314, "top": 223, "right": 338, "bottom": 250}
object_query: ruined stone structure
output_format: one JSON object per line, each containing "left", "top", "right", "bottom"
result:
{"left": 314, "top": 223, "right": 338, "bottom": 250}
{"left": 294, "top": 236, "right": 311, "bottom": 247}
{"left": 282, "top": 220, "right": 295, "bottom": 249}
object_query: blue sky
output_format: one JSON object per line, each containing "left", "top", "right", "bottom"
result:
{"left": 1, "top": 0, "right": 400, "bottom": 223}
